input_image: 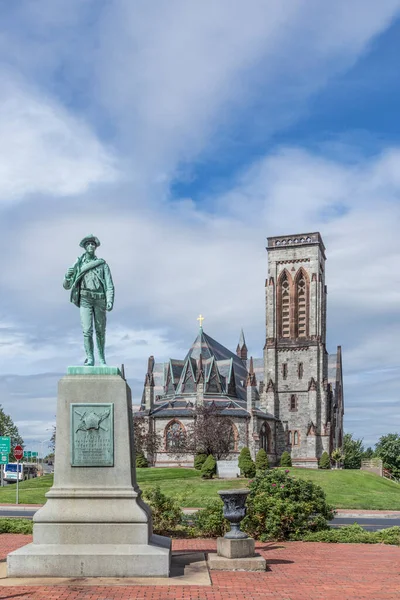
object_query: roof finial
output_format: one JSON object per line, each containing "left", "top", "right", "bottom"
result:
{"left": 197, "top": 314, "right": 205, "bottom": 329}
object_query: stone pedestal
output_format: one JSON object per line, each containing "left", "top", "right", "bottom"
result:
{"left": 7, "top": 372, "right": 171, "bottom": 577}
{"left": 209, "top": 537, "right": 266, "bottom": 572}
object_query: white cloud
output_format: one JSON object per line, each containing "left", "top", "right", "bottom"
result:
{"left": 93, "top": 0, "right": 400, "bottom": 177}
{"left": 0, "top": 74, "right": 118, "bottom": 204}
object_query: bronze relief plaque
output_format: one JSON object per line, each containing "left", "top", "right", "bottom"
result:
{"left": 70, "top": 403, "right": 114, "bottom": 467}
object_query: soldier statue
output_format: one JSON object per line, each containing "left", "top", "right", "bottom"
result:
{"left": 63, "top": 235, "right": 114, "bottom": 366}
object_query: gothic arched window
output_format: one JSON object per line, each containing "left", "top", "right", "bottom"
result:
{"left": 260, "top": 422, "right": 271, "bottom": 453}
{"left": 165, "top": 420, "right": 186, "bottom": 451}
{"left": 293, "top": 430, "right": 299, "bottom": 445}
{"left": 287, "top": 430, "right": 292, "bottom": 446}
{"left": 295, "top": 271, "right": 308, "bottom": 338}
{"left": 290, "top": 395, "right": 297, "bottom": 411}
{"left": 280, "top": 272, "right": 291, "bottom": 338}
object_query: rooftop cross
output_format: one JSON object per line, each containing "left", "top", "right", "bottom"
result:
{"left": 197, "top": 314, "right": 205, "bottom": 329}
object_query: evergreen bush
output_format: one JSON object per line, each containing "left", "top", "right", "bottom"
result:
{"left": 201, "top": 454, "right": 216, "bottom": 479}
{"left": 255, "top": 449, "right": 269, "bottom": 471}
{"left": 242, "top": 469, "right": 335, "bottom": 541}
{"left": 0, "top": 518, "right": 33, "bottom": 535}
{"left": 280, "top": 451, "right": 292, "bottom": 467}
{"left": 301, "top": 523, "right": 400, "bottom": 545}
{"left": 319, "top": 451, "right": 331, "bottom": 469}
{"left": 194, "top": 453, "right": 208, "bottom": 470}
{"left": 143, "top": 486, "right": 182, "bottom": 535}
{"left": 136, "top": 452, "right": 148, "bottom": 468}
{"left": 238, "top": 447, "right": 251, "bottom": 474}
{"left": 241, "top": 457, "right": 256, "bottom": 478}
{"left": 194, "top": 500, "right": 229, "bottom": 537}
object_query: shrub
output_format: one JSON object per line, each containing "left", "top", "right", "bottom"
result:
{"left": 0, "top": 518, "right": 33, "bottom": 535}
{"left": 255, "top": 449, "right": 269, "bottom": 471}
{"left": 241, "top": 457, "right": 256, "bottom": 478}
{"left": 280, "top": 451, "right": 292, "bottom": 467}
{"left": 194, "top": 453, "right": 208, "bottom": 470}
{"left": 194, "top": 500, "right": 229, "bottom": 537}
{"left": 238, "top": 447, "right": 251, "bottom": 473}
{"left": 143, "top": 486, "right": 182, "bottom": 535}
{"left": 241, "top": 469, "right": 335, "bottom": 541}
{"left": 136, "top": 452, "right": 148, "bottom": 468}
{"left": 319, "top": 451, "right": 331, "bottom": 469}
{"left": 201, "top": 454, "right": 216, "bottom": 479}
{"left": 302, "top": 523, "right": 400, "bottom": 546}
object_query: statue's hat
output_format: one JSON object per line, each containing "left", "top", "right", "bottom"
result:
{"left": 79, "top": 234, "right": 100, "bottom": 249}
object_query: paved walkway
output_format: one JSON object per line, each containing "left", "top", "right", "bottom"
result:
{"left": 0, "top": 534, "right": 399, "bottom": 599}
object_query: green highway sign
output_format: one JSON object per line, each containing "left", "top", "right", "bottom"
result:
{"left": 24, "top": 451, "right": 32, "bottom": 458}
{"left": 32, "top": 452, "right": 38, "bottom": 457}
{"left": 0, "top": 437, "right": 10, "bottom": 454}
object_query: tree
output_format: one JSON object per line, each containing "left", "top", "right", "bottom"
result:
{"left": 331, "top": 448, "right": 343, "bottom": 469}
{"left": 319, "top": 451, "right": 330, "bottom": 469}
{"left": 171, "top": 404, "right": 236, "bottom": 460}
{"left": 241, "top": 456, "right": 256, "bottom": 478}
{"left": 194, "top": 454, "right": 207, "bottom": 470}
{"left": 238, "top": 447, "right": 251, "bottom": 473}
{"left": 280, "top": 451, "right": 292, "bottom": 467}
{"left": 362, "top": 447, "right": 375, "bottom": 460}
{"left": 342, "top": 433, "right": 364, "bottom": 469}
{"left": 50, "top": 425, "right": 56, "bottom": 453}
{"left": 201, "top": 454, "right": 216, "bottom": 479}
{"left": 0, "top": 405, "right": 23, "bottom": 449}
{"left": 255, "top": 449, "right": 269, "bottom": 471}
{"left": 375, "top": 434, "right": 400, "bottom": 479}
{"left": 133, "top": 417, "right": 161, "bottom": 465}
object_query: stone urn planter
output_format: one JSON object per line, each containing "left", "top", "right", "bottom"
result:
{"left": 218, "top": 488, "right": 250, "bottom": 539}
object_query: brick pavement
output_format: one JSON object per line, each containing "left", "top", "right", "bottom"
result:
{"left": 0, "top": 534, "right": 399, "bottom": 599}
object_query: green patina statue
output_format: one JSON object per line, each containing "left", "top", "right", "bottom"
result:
{"left": 63, "top": 235, "right": 114, "bottom": 366}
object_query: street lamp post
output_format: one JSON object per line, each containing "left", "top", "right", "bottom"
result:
{"left": 39, "top": 439, "right": 52, "bottom": 475}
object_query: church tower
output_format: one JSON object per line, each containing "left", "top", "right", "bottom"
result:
{"left": 263, "top": 232, "right": 331, "bottom": 467}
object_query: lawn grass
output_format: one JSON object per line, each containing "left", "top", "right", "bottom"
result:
{"left": 287, "top": 467, "right": 400, "bottom": 510}
{"left": 0, "top": 467, "right": 399, "bottom": 510}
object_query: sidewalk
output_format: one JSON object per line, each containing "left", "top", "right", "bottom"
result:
{"left": 0, "top": 534, "right": 399, "bottom": 599}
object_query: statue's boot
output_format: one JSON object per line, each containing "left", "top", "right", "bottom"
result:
{"left": 84, "top": 337, "right": 95, "bottom": 366}
{"left": 96, "top": 333, "right": 106, "bottom": 365}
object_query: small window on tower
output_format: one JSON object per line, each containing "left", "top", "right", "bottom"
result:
{"left": 298, "top": 362, "right": 303, "bottom": 379}
{"left": 290, "top": 395, "right": 297, "bottom": 411}
{"left": 293, "top": 431, "right": 299, "bottom": 445}
{"left": 287, "top": 430, "right": 292, "bottom": 445}
{"left": 282, "top": 363, "right": 288, "bottom": 379}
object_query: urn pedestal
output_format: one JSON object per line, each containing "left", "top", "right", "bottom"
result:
{"left": 7, "top": 371, "right": 171, "bottom": 578}
{"left": 208, "top": 489, "right": 266, "bottom": 572}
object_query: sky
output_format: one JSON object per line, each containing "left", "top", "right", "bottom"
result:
{"left": 0, "top": 0, "right": 399, "bottom": 453}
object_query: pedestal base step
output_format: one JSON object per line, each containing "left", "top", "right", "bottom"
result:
{"left": 208, "top": 553, "right": 267, "bottom": 572}
{"left": 7, "top": 536, "right": 171, "bottom": 578}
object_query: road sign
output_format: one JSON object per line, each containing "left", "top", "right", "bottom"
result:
{"left": 0, "top": 454, "right": 8, "bottom": 464}
{"left": 13, "top": 445, "right": 23, "bottom": 461}
{"left": 32, "top": 452, "right": 38, "bottom": 457}
{"left": 0, "top": 437, "right": 10, "bottom": 454}
{"left": 24, "top": 451, "right": 32, "bottom": 458}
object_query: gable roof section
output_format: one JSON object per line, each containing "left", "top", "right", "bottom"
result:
{"left": 185, "top": 329, "right": 247, "bottom": 400}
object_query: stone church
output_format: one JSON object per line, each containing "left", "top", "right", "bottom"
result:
{"left": 136, "top": 232, "right": 344, "bottom": 468}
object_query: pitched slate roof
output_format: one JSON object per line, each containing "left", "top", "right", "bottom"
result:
{"left": 184, "top": 329, "right": 247, "bottom": 400}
